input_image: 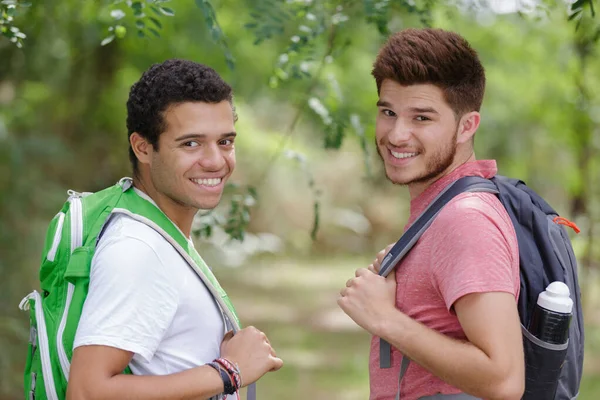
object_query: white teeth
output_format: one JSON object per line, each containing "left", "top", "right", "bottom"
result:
{"left": 191, "top": 178, "right": 222, "bottom": 187}
{"left": 391, "top": 151, "right": 418, "bottom": 159}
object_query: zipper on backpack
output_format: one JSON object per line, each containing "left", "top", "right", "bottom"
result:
{"left": 19, "top": 291, "right": 59, "bottom": 400}
{"left": 56, "top": 195, "right": 83, "bottom": 381}
{"left": 68, "top": 195, "right": 83, "bottom": 259}
{"left": 46, "top": 212, "right": 65, "bottom": 262}
{"left": 29, "top": 372, "right": 36, "bottom": 400}
{"left": 56, "top": 283, "right": 75, "bottom": 380}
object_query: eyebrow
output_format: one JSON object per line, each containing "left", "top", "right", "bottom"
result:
{"left": 175, "top": 132, "right": 237, "bottom": 142}
{"left": 376, "top": 100, "right": 439, "bottom": 115}
{"left": 409, "top": 107, "right": 439, "bottom": 114}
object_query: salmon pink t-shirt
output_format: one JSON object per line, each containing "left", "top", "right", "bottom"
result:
{"left": 369, "top": 160, "right": 520, "bottom": 400}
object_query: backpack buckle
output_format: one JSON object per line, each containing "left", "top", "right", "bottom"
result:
{"left": 119, "top": 177, "right": 133, "bottom": 192}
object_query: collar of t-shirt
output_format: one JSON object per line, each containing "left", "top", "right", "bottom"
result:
{"left": 407, "top": 160, "right": 498, "bottom": 227}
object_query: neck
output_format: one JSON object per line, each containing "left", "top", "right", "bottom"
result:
{"left": 132, "top": 173, "right": 196, "bottom": 238}
{"left": 407, "top": 151, "right": 477, "bottom": 200}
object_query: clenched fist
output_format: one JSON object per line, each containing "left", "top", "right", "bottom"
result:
{"left": 220, "top": 326, "right": 283, "bottom": 386}
{"left": 337, "top": 268, "right": 397, "bottom": 337}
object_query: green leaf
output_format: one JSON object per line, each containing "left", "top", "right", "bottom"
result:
{"left": 150, "top": 5, "right": 162, "bottom": 16}
{"left": 148, "top": 27, "right": 160, "bottom": 38}
{"left": 137, "top": 29, "right": 146, "bottom": 38}
{"left": 136, "top": 20, "right": 145, "bottom": 29}
{"left": 100, "top": 35, "right": 115, "bottom": 46}
{"left": 225, "top": 55, "right": 235, "bottom": 71}
{"left": 568, "top": 9, "right": 582, "bottom": 21}
{"left": 209, "top": 26, "right": 220, "bottom": 41}
{"left": 194, "top": 0, "right": 234, "bottom": 69}
{"left": 159, "top": 6, "right": 174, "bottom": 16}
{"left": 131, "top": 1, "right": 143, "bottom": 10}
{"left": 149, "top": 17, "right": 162, "bottom": 29}
{"left": 248, "top": 186, "right": 258, "bottom": 199}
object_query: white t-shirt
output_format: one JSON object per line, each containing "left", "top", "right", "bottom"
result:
{"left": 74, "top": 191, "right": 234, "bottom": 398}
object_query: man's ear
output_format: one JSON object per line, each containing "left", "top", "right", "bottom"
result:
{"left": 456, "top": 111, "right": 480, "bottom": 144}
{"left": 130, "top": 133, "right": 153, "bottom": 166}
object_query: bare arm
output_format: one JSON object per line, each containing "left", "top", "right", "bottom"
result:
{"left": 339, "top": 265, "right": 524, "bottom": 400}
{"left": 67, "top": 327, "right": 283, "bottom": 400}
{"left": 377, "top": 291, "right": 524, "bottom": 400}
{"left": 67, "top": 345, "right": 224, "bottom": 400}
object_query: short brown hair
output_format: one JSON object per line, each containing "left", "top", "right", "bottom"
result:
{"left": 372, "top": 28, "right": 485, "bottom": 116}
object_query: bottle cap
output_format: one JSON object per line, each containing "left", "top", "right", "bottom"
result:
{"left": 537, "top": 281, "right": 573, "bottom": 314}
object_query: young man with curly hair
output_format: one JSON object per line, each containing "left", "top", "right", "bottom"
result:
{"left": 67, "top": 59, "right": 282, "bottom": 400}
{"left": 338, "top": 29, "right": 525, "bottom": 400}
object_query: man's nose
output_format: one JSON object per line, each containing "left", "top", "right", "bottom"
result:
{"left": 388, "top": 119, "right": 412, "bottom": 145}
{"left": 198, "top": 144, "right": 225, "bottom": 171}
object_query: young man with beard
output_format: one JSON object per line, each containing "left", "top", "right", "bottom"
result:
{"left": 66, "top": 59, "right": 282, "bottom": 400}
{"left": 337, "top": 29, "right": 525, "bottom": 400}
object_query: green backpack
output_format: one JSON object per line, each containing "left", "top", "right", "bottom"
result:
{"left": 20, "top": 177, "right": 242, "bottom": 400}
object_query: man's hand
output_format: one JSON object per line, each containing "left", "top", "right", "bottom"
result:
{"left": 220, "top": 326, "right": 283, "bottom": 386}
{"left": 368, "top": 243, "right": 394, "bottom": 274}
{"left": 337, "top": 268, "right": 397, "bottom": 336}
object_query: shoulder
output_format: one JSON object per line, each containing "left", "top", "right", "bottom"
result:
{"left": 427, "top": 191, "right": 518, "bottom": 260}
{"left": 428, "top": 193, "right": 520, "bottom": 304}
{"left": 433, "top": 192, "right": 514, "bottom": 234}
{"left": 92, "top": 213, "right": 178, "bottom": 281}
{"left": 99, "top": 213, "right": 174, "bottom": 251}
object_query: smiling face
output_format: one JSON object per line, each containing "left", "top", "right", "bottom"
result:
{"left": 375, "top": 80, "right": 479, "bottom": 197}
{"left": 151, "top": 100, "right": 236, "bottom": 210}
{"left": 131, "top": 100, "right": 236, "bottom": 231}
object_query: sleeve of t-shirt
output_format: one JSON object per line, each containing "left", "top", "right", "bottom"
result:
{"left": 429, "top": 193, "right": 517, "bottom": 311}
{"left": 73, "top": 232, "right": 179, "bottom": 363}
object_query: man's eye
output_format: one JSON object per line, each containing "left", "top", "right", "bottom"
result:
{"left": 183, "top": 141, "right": 199, "bottom": 147}
{"left": 220, "top": 139, "right": 234, "bottom": 146}
{"left": 382, "top": 109, "right": 396, "bottom": 117}
{"left": 415, "top": 116, "right": 430, "bottom": 121}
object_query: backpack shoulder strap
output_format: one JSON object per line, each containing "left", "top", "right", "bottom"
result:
{"left": 378, "top": 176, "right": 497, "bottom": 278}
{"left": 379, "top": 176, "right": 497, "bottom": 369}
{"left": 110, "top": 181, "right": 256, "bottom": 400}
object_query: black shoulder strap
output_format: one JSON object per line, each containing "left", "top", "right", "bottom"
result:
{"left": 379, "top": 176, "right": 498, "bottom": 369}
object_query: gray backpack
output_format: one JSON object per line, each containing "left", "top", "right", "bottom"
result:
{"left": 378, "top": 176, "right": 584, "bottom": 400}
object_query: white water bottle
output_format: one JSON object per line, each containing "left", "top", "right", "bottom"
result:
{"left": 528, "top": 281, "right": 573, "bottom": 345}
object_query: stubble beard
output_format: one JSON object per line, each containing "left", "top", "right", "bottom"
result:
{"left": 376, "top": 128, "right": 459, "bottom": 187}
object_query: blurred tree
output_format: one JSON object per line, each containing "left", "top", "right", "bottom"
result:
{"left": 2, "top": 0, "right": 597, "bottom": 240}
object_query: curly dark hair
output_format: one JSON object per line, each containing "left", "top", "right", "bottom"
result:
{"left": 372, "top": 28, "right": 485, "bottom": 116}
{"left": 126, "top": 59, "right": 236, "bottom": 173}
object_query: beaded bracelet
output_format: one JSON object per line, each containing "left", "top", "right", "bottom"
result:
{"left": 206, "top": 361, "right": 237, "bottom": 395}
{"left": 215, "top": 357, "right": 242, "bottom": 390}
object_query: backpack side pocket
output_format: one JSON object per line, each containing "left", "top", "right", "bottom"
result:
{"left": 522, "top": 325, "right": 568, "bottom": 400}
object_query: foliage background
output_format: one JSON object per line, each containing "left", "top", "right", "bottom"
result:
{"left": 1, "top": 0, "right": 599, "bottom": 398}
